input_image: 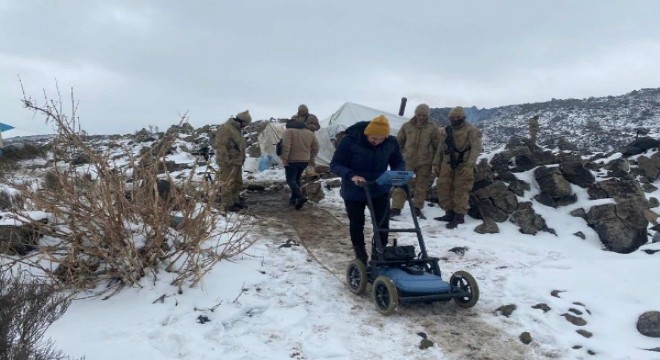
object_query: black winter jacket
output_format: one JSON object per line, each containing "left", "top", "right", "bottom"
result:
{"left": 330, "top": 121, "right": 405, "bottom": 201}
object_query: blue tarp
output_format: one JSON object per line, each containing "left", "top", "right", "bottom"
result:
{"left": 0, "top": 122, "right": 15, "bottom": 132}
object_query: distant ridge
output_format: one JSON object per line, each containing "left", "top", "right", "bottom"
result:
{"left": 431, "top": 87, "right": 660, "bottom": 152}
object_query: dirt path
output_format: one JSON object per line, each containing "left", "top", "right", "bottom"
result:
{"left": 244, "top": 188, "right": 543, "bottom": 360}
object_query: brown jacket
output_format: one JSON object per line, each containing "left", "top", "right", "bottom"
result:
{"left": 280, "top": 127, "right": 319, "bottom": 164}
{"left": 433, "top": 122, "right": 482, "bottom": 168}
{"left": 397, "top": 117, "right": 443, "bottom": 167}
{"left": 213, "top": 117, "right": 247, "bottom": 166}
{"left": 291, "top": 113, "right": 321, "bottom": 132}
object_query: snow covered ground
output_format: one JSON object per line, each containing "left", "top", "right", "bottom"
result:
{"left": 38, "top": 161, "right": 660, "bottom": 360}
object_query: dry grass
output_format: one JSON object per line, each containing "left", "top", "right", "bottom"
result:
{"left": 0, "top": 85, "right": 254, "bottom": 296}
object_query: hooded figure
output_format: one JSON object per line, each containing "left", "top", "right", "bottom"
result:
{"left": 390, "top": 103, "right": 443, "bottom": 219}
{"left": 528, "top": 115, "right": 540, "bottom": 144}
{"left": 330, "top": 115, "right": 404, "bottom": 265}
{"left": 432, "top": 106, "right": 482, "bottom": 229}
{"left": 291, "top": 104, "right": 321, "bottom": 177}
{"left": 213, "top": 110, "right": 251, "bottom": 212}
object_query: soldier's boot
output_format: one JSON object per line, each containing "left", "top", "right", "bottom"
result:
{"left": 434, "top": 210, "right": 455, "bottom": 222}
{"left": 414, "top": 207, "right": 426, "bottom": 220}
{"left": 389, "top": 208, "right": 401, "bottom": 219}
{"left": 446, "top": 213, "right": 465, "bottom": 229}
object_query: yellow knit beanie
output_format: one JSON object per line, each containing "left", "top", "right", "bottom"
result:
{"left": 364, "top": 115, "right": 390, "bottom": 136}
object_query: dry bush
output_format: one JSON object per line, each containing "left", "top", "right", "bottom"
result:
{"left": 0, "top": 189, "right": 24, "bottom": 211}
{"left": 0, "top": 272, "right": 81, "bottom": 360}
{"left": 1, "top": 86, "right": 254, "bottom": 296}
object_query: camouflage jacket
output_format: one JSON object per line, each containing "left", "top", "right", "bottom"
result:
{"left": 213, "top": 117, "right": 247, "bottom": 166}
{"left": 434, "top": 122, "right": 482, "bottom": 168}
{"left": 397, "top": 117, "right": 443, "bottom": 167}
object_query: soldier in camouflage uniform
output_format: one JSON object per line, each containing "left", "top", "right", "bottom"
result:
{"left": 528, "top": 115, "right": 540, "bottom": 144}
{"left": 291, "top": 104, "right": 321, "bottom": 177}
{"left": 213, "top": 110, "right": 251, "bottom": 212}
{"left": 433, "top": 106, "right": 483, "bottom": 229}
{"left": 390, "top": 104, "right": 443, "bottom": 219}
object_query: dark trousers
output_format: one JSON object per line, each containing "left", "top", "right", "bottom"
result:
{"left": 285, "top": 162, "right": 308, "bottom": 202}
{"left": 344, "top": 192, "right": 390, "bottom": 257}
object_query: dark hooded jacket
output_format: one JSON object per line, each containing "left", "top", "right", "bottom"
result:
{"left": 330, "top": 121, "right": 405, "bottom": 201}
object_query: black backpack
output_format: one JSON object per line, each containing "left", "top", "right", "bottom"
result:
{"left": 275, "top": 139, "right": 283, "bottom": 156}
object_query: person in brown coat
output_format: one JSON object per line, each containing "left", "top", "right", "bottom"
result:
{"left": 291, "top": 104, "right": 321, "bottom": 177}
{"left": 390, "top": 103, "right": 443, "bottom": 219}
{"left": 280, "top": 119, "right": 320, "bottom": 209}
{"left": 213, "top": 110, "right": 251, "bottom": 212}
{"left": 433, "top": 106, "right": 483, "bottom": 228}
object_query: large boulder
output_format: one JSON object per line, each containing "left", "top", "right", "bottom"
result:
{"left": 534, "top": 166, "right": 572, "bottom": 198}
{"left": 619, "top": 136, "right": 659, "bottom": 157}
{"left": 470, "top": 181, "right": 519, "bottom": 222}
{"left": 560, "top": 160, "right": 595, "bottom": 188}
{"left": 587, "top": 178, "right": 647, "bottom": 202}
{"left": 637, "top": 152, "right": 660, "bottom": 181}
{"left": 586, "top": 200, "right": 648, "bottom": 253}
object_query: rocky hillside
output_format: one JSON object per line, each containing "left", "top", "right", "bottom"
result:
{"left": 431, "top": 87, "right": 660, "bottom": 153}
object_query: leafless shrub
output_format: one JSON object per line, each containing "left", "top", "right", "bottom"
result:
{"left": 0, "top": 189, "right": 24, "bottom": 211}
{"left": 0, "top": 272, "right": 81, "bottom": 360}
{"left": 1, "top": 85, "right": 254, "bottom": 296}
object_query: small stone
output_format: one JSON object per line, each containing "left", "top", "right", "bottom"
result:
{"left": 644, "top": 347, "right": 660, "bottom": 352}
{"left": 419, "top": 338, "right": 434, "bottom": 350}
{"left": 573, "top": 301, "right": 586, "bottom": 307}
{"left": 572, "top": 345, "right": 583, "bottom": 350}
{"left": 576, "top": 329, "right": 593, "bottom": 338}
{"left": 531, "top": 303, "right": 551, "bottom": 313}
{"left": 551, "top": 290, "right": 565, "bottom": 298}
{"left": 562, "top": 313, "right": 587, "bottom": 326}
{"left": 495, "top": 304, "right": 517, "bottom": 317}
{"left": 519, "top": 332, "right": 532, "bottom": 344}
{"left": 573, "top": 231, "right": 586, "bottom": 239}
{"left": 587, "top": 349, "right": 596, "bottom": 355}
{"left": 448, "top": 246, "right": 469, "bottom": 255}
{"left": 569, "top": 308, "right": 583, "bottom": 315}
{"left": 417, "top": 332, "right": 427, "bottom": 339}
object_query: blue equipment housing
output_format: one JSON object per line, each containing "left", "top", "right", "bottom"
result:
{"left": 346, "top": 171, "right": 479, "bottom": 313}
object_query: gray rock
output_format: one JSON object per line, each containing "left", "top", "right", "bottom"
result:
{"left": 649, "top": 197, "right": 659, "bottom": 209}
{"left": 510, "top": 202, "right": 548, "bottom": 235}
{"left": 535, "top": 166, "right": 573, "bottom": 198}
{"left": 560, "top": 160, "right": 596, "bottom": 188}
{"left": 573, "top": 231, "right": 586, "bottom": 239}
{"left": 474, "top": 218, "right": 499, "bottom": 234}
{"left": 587, "top": 201, "right": 648, "bottom": 253}
{"left": 495, "top": 304, "right": 517, "bottom": 317}
{"left": 570, "top": 208, "right": 587, "bottom": 219}
{"left": 588, "top": 178, "right": 647, "bottom": 201}
{"left": 562, "top": 313, "right": 587, "bottom": 326}
{"left": 638, "top": 153, "right": 660, "bottom": 180}
{"left": 519, "top": 332, "right": 532, "bottom": 344}
{"left": 605, "top": 158, "right": 631, "bottom": 178}
{"left": 637, "top": 311, "right": 660, "bottom": 338}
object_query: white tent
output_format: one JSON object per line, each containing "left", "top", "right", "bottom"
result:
{"left": 315, "top": 102, "right": 410, "bottom": 166}
{"left": 256, "top": 121, "right": 285, "bottom": 165}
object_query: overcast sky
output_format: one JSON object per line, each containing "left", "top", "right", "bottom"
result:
{"left": 2, "top": 0, "right": 660, "bottom": 137}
